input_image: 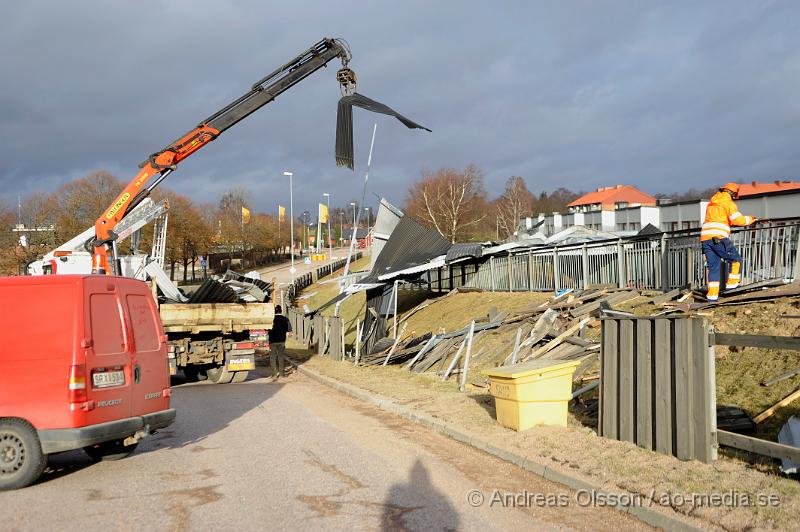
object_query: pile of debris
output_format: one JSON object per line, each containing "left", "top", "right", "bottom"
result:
{"left": 353, "top": 288, "right": 642, "bottom": 389}
{"left": 146, "top": 262, "right": 272, "bottom": 304}
{"left": 353, "top": 279, "right": 800, "bottom": 392}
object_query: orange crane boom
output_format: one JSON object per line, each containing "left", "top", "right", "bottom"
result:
{"left": 90, "top": 37, "right": 356, "bottom": 274}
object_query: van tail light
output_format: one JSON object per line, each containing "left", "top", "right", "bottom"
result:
{"left": 68, "top": 365, "right": 88, "bottom": 403}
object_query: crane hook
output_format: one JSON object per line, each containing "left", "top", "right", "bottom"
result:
{"left": 336, "top": 66, "right": 357, "bottom": 96}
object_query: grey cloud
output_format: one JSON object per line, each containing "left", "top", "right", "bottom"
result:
{"left": 2, "top": 1, "right": 800, "bottom": 217}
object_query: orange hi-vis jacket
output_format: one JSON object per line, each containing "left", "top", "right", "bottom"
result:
{"left": 700, "top": 191, "right": 755, "bottom": 242}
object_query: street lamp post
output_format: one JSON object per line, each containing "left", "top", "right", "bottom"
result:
{"left": 303, "top": 211, "right": 309, "bottom": 254}
{"left": 283, "top": 171, "right": 295, "bottom": 284}
{"left": 350, "top": 202, "right": 356, "bottom": 246}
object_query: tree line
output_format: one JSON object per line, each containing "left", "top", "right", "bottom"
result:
{"left": 0, "top": 171, "right": 359, "bottom": 278}
{"left": 405, "top": 165, "right": 582, "bottom": 243}
{"left": 1, "top": 166, "right": 720, "bottom": 275}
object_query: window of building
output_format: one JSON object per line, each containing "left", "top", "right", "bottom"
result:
{"left": 616, "top": 202, "right": 628, "bottom": 209}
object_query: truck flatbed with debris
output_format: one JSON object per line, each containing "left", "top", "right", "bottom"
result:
{"left": 160, "top": 302, "right": 274, "bottom": 335}
{"left": 156, "top": 273, "right": 276, "bottom": 384}
{"left": 163, "top": 299, "right": 274, "bottom": 384}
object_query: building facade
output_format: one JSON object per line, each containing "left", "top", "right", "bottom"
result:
{"left": 522, "top": 181, "right": 800, "bottom": 237}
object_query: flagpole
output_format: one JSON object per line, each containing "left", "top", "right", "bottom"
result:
{"left": 316, "top": 207, "right": 321, "bottom": 255}
{"left": 323, "top": 192, "right": 332, "bottom": 267}
{"left": 283, "top": 171, "right": 294, "bottom": 285}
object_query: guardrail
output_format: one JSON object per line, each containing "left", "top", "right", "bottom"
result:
{"left": 423, "top": 220, "right": 800, "bottom": 293}
{"left": 285, "top": 252, "right": 363, "bottom": 302}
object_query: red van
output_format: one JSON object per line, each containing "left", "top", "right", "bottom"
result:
{"left": 0, "top": 275, "right": 175, "bottom": 489}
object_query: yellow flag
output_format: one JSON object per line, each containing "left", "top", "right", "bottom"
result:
{"left": 241, "top": 206, "right": 251, "bottom": 224}
{"left": 319, "top": 203, "right": 329, "bottom": 223}
{"left": 278, "top": 205, "right": 285, "bottom": 222}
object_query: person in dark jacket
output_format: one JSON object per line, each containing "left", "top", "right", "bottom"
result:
{"left": 268, "top": 305, "right": 292, "bottom": 378}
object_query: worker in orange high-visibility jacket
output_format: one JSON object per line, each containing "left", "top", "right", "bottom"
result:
{"left": 700, "top": 182, "right": 757, "bottom": 302}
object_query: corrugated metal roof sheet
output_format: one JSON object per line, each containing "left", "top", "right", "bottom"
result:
{"left": 188, "top": 279, "right": 238, "bottom": 303}
{"left": 371, "top": 198, "right": 404, "bottom": 270}
{"left": 378, "top": 255, "right": 446, "bottom": 280}
{"left": 482, "top": 242, "right": 523, "bottom": 255}
{"left": 363, "top": 216, "right": 451, "bottom": 283}
{"left": 446, "top": 243, "right": 483, "bottom": 262}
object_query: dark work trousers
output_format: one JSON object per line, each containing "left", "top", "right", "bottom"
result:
{"left": 702, "top": 237, "right": 742, "bottom": 294}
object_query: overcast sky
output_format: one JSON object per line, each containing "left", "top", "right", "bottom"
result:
{"left": 2, "top": 1, "right": 799, "bottom": 216}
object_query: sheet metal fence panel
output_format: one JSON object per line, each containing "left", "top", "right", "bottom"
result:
{"left": 556, "top": 247, "right": 583, "bottom": 291}
{"left": 510, "top": 254, "right": 530, "bottom": 291}
{"left": 585, "top": 243, "right": 618, "bottom": 288}
{"left": 599, "top": 316, "right": 716, "bottom": 463}
{"left": 623, "top": 240, "right": 660, "bottom": 290}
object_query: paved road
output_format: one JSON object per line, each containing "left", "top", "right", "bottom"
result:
{"left": 257, "top": 246, "right": 360, "bottom": 293}
{"left": 0, "top": 369, "right": 647, "bottom": 531}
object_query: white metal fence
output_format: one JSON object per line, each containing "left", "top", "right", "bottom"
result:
{"left": 422, "top": 220, "right": 800, "bottom": 292}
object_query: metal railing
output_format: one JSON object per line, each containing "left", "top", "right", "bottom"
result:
{"left": 285, "top": 252, "right": 363, "bottom": 301}
{"left": 423, "top": 220, "right": 800, "bottom": 293}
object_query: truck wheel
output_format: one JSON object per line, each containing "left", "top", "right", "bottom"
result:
{"left": 0, "top": 419, "right": 46, "bottom": 490}
{"left": 183, "top": 367, "right": 201, "bottom": 382}
{"left": 231, "top": 371, "right": 249, "bottom": 383}
{"left": 84, "top": 439, "right": 139, "bottom": 461}
{"left": 206, "top": 366, "right": 234, "bottom": 384}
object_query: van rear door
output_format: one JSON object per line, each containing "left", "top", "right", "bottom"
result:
{"left": 123, "top": 283, "right": 171, "bottom": 416}
{"left": 83, "top": 278, "right": 132, "bottom": 423}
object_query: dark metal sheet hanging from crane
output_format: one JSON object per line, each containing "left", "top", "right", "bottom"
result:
{"left": 335, "top": 93, "right": 431, "bottom": 170}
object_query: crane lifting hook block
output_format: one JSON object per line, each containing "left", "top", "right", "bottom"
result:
{"left": 337, "top": 67, "right": 357, "bottom": 96}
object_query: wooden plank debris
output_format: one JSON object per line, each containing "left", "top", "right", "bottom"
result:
{"left": 382, "top": 322, "right": 408, "bottom": 366}
{"left": 459, "top": 321, "right": 476, "bottom": 391}
{"left": 753, "top": 387, "right": 800, "bottom": 424}
{"left": 714, "top": 333, "right": 800, "bottom": 351}
{"left": 762, "top": 367, "right": 800, "bottom": 387}
{"left": 650, "top": 288, "right": 681, "bottom": 306}
{"left": 718, "top": 429, "right": 800, "bottom": 464}
{"left": 570, "top": 290, "right": 638, "bottom": 318}
{"left": 525, "top": 318, "right": 591, "bottom": 361}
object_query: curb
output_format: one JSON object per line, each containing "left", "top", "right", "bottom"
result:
{"left": 287, "top": 358, "right": 704, "bottom": 532}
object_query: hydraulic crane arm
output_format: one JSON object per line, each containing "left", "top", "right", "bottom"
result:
{"left": 91, "top": 37, "right": 356, "bottom": 273}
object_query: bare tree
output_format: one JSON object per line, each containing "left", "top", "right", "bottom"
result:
{"left": 495, "top": 176, "right": 534, "bottom": 239}
{"left": 0, "top": 202, "right": 17, "bottom": 275}
{"left": 54, "top": 170, "right": 124, "bottom": 241}
{"left": 405, "top": 164, "right": 487, "bottom": 243}
{"left": 533, "top": 187, "right": 582, "bottom": 215}
{"left": 155, "top": 192, "right": 214, "bottom": 281}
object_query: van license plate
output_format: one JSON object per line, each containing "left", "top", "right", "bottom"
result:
{"left": 92, "top": 370, "right": 125, "bottom": 388}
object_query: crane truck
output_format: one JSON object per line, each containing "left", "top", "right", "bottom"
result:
{"left": 31, "top": 37, "right": 359, "bottom": 383}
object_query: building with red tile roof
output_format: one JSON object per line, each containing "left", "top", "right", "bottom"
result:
{"left": 567, "top": 184, "right": 656, "bottom": 213}
{"left": 736, "top": 180, "right": 800, "bottom": 197}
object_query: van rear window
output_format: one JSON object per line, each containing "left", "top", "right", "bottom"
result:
{"left": 126, "top": 294, "right": 160, "bottom": 352}
{"left": 90, "top": 293, "right": 125, "bottom": 355}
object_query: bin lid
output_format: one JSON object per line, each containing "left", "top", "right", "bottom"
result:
{"left": 486, "top": 358, "right": 581, "bottom": 379}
